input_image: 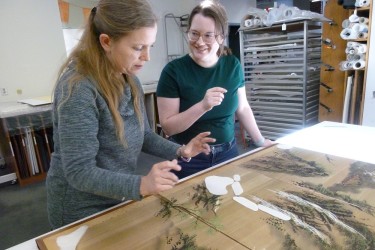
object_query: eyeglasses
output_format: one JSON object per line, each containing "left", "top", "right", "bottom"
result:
{"left": 187, "top": 30, "right": 222, "bottom": 44}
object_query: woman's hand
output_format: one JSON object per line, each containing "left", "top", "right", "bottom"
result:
{"left": 253, "top": 137, "right": 275, "bottom": 148}
{"left": 140, "top": 159, "right": 181, "bottom": 196}
{"left": 180, "top": 131, "right": 216, "bottom": 158}
{"left": 263, "top": 138, "right": 275, "bottom": 147}
{"left": 201, "top": 87, "right": 227, "bottom": 111}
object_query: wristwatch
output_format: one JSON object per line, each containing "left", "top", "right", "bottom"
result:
{"left": 176, "top": 145, "right": 192, "bottom": 162}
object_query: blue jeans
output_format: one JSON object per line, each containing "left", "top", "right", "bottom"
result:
{"left": 173, "top": 138, "right": 239, "bottom": 179}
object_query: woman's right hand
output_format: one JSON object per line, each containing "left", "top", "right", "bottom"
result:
{"left": 140, "top": 159, "right": 181, "bottom": 196}
{"left": 201, "top": 87, "right": 227, "bottom": 111}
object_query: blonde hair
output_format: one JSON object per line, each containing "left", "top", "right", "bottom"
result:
{"left": 56, "top": 0, "right": 157, "bottom": 146}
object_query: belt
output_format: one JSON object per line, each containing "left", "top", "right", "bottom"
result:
{"left": 210, "top": 138, "right": 235, "bottom": 154}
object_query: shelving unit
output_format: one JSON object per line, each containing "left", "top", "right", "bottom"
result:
{"left": 346, "top": 6, "right": 371, "bottom": 124}
{"left": 239, "top": 20, "right": 323, "bottom": 140}
{"left": 319, "top": 0, "right": 372, "bottom": 124}
{"left": 164, "top": 13, "right": 189, "bottom": 62}
{"left": 0, "top": 102, "right": 53, "bottom": 186}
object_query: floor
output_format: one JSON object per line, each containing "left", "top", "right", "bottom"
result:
{"left": 0, "top": 140, "right": 255, "bottom": 249}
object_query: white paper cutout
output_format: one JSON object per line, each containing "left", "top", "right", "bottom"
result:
{"left": 233, "top": 196, "right": 258, "bottom": 211}
{"left": 56, "top": 225, "right": 88, "bottom": 250}
{"left": 231, "top": 181, "right": 244, "bottom": 195}
{"left": 258, "top": 204, "right": 291, "bottom": 221}
{"left": 205, "top": 174, "right": 292, "bottom": 221}
{"left": 205, "top": 176, "right": 234, "bottom": 195}
{"left": 233, "top": 174, "right": 241, "bottom": 182}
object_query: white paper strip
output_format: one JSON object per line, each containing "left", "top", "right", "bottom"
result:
{"left": 258, "top": 204, "right": 291, "bottom": 221}
{"left": 231, "top": 182, "right": 244, "bottom": 196}
{"left": 56, "top": 225, "right": 88, "bottom": 250}
{"left": 233, "top": 197, "right": 259, "bottom": 211}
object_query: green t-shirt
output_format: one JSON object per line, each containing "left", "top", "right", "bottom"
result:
{"left": 157, "top": 54, "right": 245, "bottom": 144}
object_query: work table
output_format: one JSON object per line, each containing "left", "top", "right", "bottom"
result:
{"left": 8, "top": 121, "right": 375, "bottom": 249}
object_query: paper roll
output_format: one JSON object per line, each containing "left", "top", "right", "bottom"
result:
{"left": 358, "top": 32, "right": 368, "bottom": 39}
{"left": 356, "top": 44, "right": 367, "bottom": 53}
{"left": 358, "top": 24, "right": 368, "bottom": 32}
{"left": 351, "top": 23, "right": 361, "bottom": 32}
{"left": 283, "top": 8, "right": 295, "bottom": 18}
{"left": 342, "top": 76, "right": 353, "bottom": 123}
{"left": 347, "top": 42, "right": 367, "bottom": 54}
{"left": 347, "top": 53, "right": 364, "bottom": 61}
{"left": 342, "top": 19, "right": 350, "bottom": 28}
{"left": 346, "top": 47, "right": 355, "bottom": 54}
{"left": 349, "top": 14, "right": 359, "bottom": 23}
{"left": 340, "top": 28, "right": 351, "bottom": 39}
{"left": 347, "top": 41, "right": 358, "bottom": 48}
{"left": 353, "top": 60, "right": 365, "bottom": 70}
{"left": 253, "top": 18, "right": 261, "bottom": 27}
{"left": 339, "top": 61, "right": 353, "bottom": 71}
{"left": 244, "top": 19, "right": 253, "bottom": 27}
{"left": 358, "top": 17, "right": 369, "bottom": 24}
{"left": 340, "top": 28, "right": 359, "bottom": 39}
{"left": 356, "top": 0, "right": 370, "bottom": 7}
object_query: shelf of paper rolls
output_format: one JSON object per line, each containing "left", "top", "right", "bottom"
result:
{"left": 343, "top": 1, "right": 371, "bottom": 124}
{"left": 339, "top": 4, "right": 371, "bottom": 72}
{"left": 339, "top": 41, "right": 367, "bottom": 71}
{"left": 340, "top": 11, "right": 369, "bottom": 40}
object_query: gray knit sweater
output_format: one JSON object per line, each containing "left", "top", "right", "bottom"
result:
{"left": 46, "top": 67, "right": 180, "bottom": 229}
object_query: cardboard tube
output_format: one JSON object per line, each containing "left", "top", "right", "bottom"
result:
{"left": 353, "top": 60, "right": 365, "bottom": 70}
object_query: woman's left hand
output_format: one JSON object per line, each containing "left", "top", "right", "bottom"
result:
{"left": 181, "top": 132, "right": 216, "bottom": 158}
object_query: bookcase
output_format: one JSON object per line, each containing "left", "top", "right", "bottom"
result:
{"left": 0, "top": 102, "right": 53, "bottom": 186}
{"left": 239, "top": 20, "right": 323, "bottom": 140}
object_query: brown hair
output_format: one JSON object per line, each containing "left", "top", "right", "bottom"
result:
{"left": 56, "top": 0, "right": 157, "bottom": 146}
{"left": 187, "top": 0, "right": 231, "bottom": 56}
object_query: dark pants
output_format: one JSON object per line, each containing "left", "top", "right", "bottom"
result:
{"left": 174, "top": 138, "right": 239, "bottom": 179}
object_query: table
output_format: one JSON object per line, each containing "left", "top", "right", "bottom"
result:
{"left": 9, "top": 122, "right": 375, "bottom": 249}
{"left": 276, "top": 121, "right": 375, "bottom": 164}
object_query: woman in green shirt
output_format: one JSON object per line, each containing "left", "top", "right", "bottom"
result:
{"left": 157, "top": 0, "right": 273, "bottom": 179}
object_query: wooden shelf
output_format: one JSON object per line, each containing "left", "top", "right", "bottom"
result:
{"left": 0, "top": 104, "right": 53, "bottom": 186}
{"left": 319, "top": 0, "right": 371, "bottom": 124}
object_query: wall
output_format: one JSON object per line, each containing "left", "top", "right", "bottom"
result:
{"left": 362, "top": 2, "right": 375, "bottom": 126}
{"left": 138, "top": 0, "right": 197, "bottom": 83}
{"left": 0, "top": 0, "right": 255, "bottom": 100}
{"left": 221, "top": 0, "right": 256, "bottom": 24}
{"left": 0, "top": 0, "right": 67, "bottom": 102}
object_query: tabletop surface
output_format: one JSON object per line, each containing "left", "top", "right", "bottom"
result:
{"left": 35, "top": 142, "right": 375, "bottom": 250}
{"left": 276, "top": 121, "right": 375, "bottom": 164}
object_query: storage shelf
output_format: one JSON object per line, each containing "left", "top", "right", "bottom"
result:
{"left": 0, "top": 103, "right": 53, "bottom": 186}
{"left": 319, "top": 0, "right": 371, "bottom": 124}
{"left": 240, "top": 20, "right": 322, "bottom": 140}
